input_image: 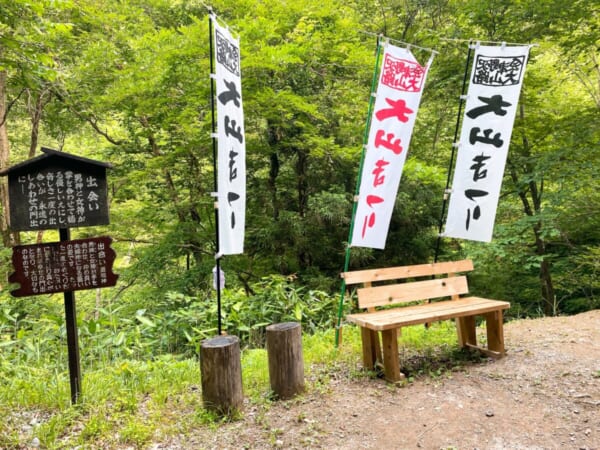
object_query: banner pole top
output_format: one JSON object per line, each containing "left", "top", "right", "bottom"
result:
{"left": 207, "top": 8, "right": 240, "bottom": 39}
{"left": 442, "top": 37, "right": 538, "bottom": 48}
{"left": 384, "top": 36, "right": 438, "bottom": 55}
{"left": 359, "top": 30, "right": 438, "bottom": 55}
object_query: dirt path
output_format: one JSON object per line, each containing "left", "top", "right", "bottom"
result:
{"left": 174, "top": 310, "right": 600, "bottom": 450}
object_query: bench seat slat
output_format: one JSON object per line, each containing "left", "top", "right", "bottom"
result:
{"left": 346, "top": 296, "right": 510, "bottom": 331}
{"left": 342, "top": 259, "right": 474, "bottom": 285}
{"left": 357, "top": 276, "right": 469, "bottom": 309}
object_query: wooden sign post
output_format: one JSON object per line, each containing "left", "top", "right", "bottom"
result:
{"left": 0, "top": 147, "right": 116, "bottom": 404}
{"left": 61, "top": 228, "right": 82, "bottom": 404}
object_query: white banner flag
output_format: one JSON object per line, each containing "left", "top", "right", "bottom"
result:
{"left": 444, "top": 44, "right": 530, "bottom": 242}
{"left": 213, "top": 17, "right": 245, "bottom": 254}
{"left": 351, "top": 43, "right": 432, "bottom": 249}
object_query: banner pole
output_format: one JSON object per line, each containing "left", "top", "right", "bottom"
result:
{"left": 434, "top": 41, "right": 474, "bottom": 263}
{"left": 335, "top": 36, "right": 383, "bottom": 347}
{"left": 209, "top": 13, "right": 223, "bottom": 335}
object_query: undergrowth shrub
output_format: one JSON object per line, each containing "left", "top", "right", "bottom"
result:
{"left": 0, "top": 275, "right": 349, "bottom": 367}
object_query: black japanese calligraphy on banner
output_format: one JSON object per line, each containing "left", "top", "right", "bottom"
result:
{"left": 213, "top": 16, "right": 246, "bottom": 255}
{"left": 472, "top": 54, "right": 526, "bottom": 87}
{"left": 215, "top": 29, "right": 240, "bottom": 77}
{"left": 444, "top": 45, "right": 530, "bottom": 242}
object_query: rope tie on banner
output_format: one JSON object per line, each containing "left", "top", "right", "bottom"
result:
{"left": 426, "top": 53, "right": 435, "bottom": 69}
{"left": 360, "top": 30, "right": 439, "bottom": 55}
{"left": 204, "top": 5, "right": 240, "bottom": 39}
{"left": 441, "top": 37, "right": 538, "bottom": 48}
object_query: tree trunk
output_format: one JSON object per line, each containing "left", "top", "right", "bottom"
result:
{"left": 296, "top": 148, "right": 308, "bottom": 219}
{"left": 28, "top": 87, "right": 52, "bottom": 157}
{"left": 0, "top": 68, "right": 20, "bottom": 249}
{"left": 267, "top": 122, "right": 281, "bottom": 221}
{"left": 295, "top": 148, "right": 311, "bottom": 269}
{"left": 531, "top": 219, "right": 556, "bottom": 315}
{"left": 539, "top": 258, "right": 556, "bottom": 315}
{"left": 268, "top": 152, "right": 279, "bottom": 220}
{"left": 510, "top": 103, "right": 556, "bottom": 315}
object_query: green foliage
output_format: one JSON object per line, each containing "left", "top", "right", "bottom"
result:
{"left": 1, "top": 1, "right": 599, "bottom": 446}
{"left": 0, "top": 8, "right": 598, "bottom": 442}
{"left": 223, "top": 275, "right": 344, "bottom": 347}
{"left": 1, "top": 318, "right": 480, "bottom": 448}
{"left": 0, "top": 275, "right": 348, "bottom": 379}
{"left": 3, "top": 0, "right": 596, "bottom": 316}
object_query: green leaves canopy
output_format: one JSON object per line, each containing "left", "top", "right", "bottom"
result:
{"left": 0, "top": 0, "right": 598, "bottom": 316}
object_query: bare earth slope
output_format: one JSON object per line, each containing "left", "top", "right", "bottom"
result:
{"left": 174, "top": 310, "right": 600, "bottom": 450}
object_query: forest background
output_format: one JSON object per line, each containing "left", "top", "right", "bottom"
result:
{"left": 0, "top": 0, "right": 599, "bottom": 366}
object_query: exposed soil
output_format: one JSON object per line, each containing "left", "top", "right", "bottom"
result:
{"left": 171, "top": 310, "right": 600, "bottom": 450}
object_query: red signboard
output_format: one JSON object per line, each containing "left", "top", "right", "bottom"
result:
{"left": 9, "top": 236, "right": 118, "bottom": 297}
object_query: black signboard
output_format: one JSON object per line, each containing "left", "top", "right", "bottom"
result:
{"left": 9, "top": 236, "right": 118, "bottom": 297}
{"left": 0, "top": 147, "right": 111, "bottom": 231}
{"left": 1, "top": 147, "right": 116, "bottom": 404}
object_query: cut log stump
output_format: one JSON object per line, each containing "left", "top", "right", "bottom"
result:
{"left": 200, "top": 335, "right": 243, "bottom": 416}
{"left": 266, "top": 322, "right": 305, "bottom": 400}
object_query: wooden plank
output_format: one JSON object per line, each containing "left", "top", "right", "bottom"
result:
{"left": 485, "top": 310, "right": 505, "bottom": 355}
{"left": 456, "top": 315, "right": 477, "bottom": 347}
{"left": 360, "top": 327, "right": 381, "bottom": 370}
{"left": 356, "top": 276, "right": 469, "bottom": 309}
{"left": 381, "top": 328, "right": 403, "bottom": 383}
{"left": 346, "top": 297, "right": 510, "bottom": 331}
{"left": 371, "top": 329, "right": 382, "bottom": 366}
{"left": 341, "top": 259, "right": 474, "bottom": 285}
{"left": 349, "top": 298, "right": 510, "bottom": 331}
{"left": 465, "top": 343, "right": 503, "bottom": 358}
{"left": 349, "top": 297, "right": 510, "bottom": 330}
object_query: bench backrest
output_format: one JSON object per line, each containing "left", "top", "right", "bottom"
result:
{"left": 341, "top": 259, "right": 474, "bottom": 310}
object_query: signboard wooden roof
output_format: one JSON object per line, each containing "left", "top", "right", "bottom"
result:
{"left": 0, "top": 147, "right": 112, "bottom": 176}
{"left": 0, "top": 147, "right": 112, "bottom": 231}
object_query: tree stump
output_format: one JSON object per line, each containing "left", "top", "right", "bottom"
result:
{"left": 266, "top": 322, "right": 305, "bottom": 400}
{"left": 200, "top": 335, "right": 243, "bottom": 416}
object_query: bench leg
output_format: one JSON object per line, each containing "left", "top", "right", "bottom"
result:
{"left": 485, "top": 310, "right": 505, "bottom": 356}
{"left": 381, "top": 329, "right": 404, "bottom": 383}
{"left": 456, "top": 316, "right": 477, "bottom": 348}
{"left": 360, "top": 327, "right": 382, "bottom": 370}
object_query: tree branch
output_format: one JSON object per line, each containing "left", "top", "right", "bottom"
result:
{"left": 0, "top": 88, "right": 25, "bottom": 128}
{"left": 85, "top": 114, "right": 123, "bottom": 146}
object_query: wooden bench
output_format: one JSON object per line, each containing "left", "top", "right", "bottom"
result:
{"left": 342, "top": 259, "right": 510, "bottom": 383}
